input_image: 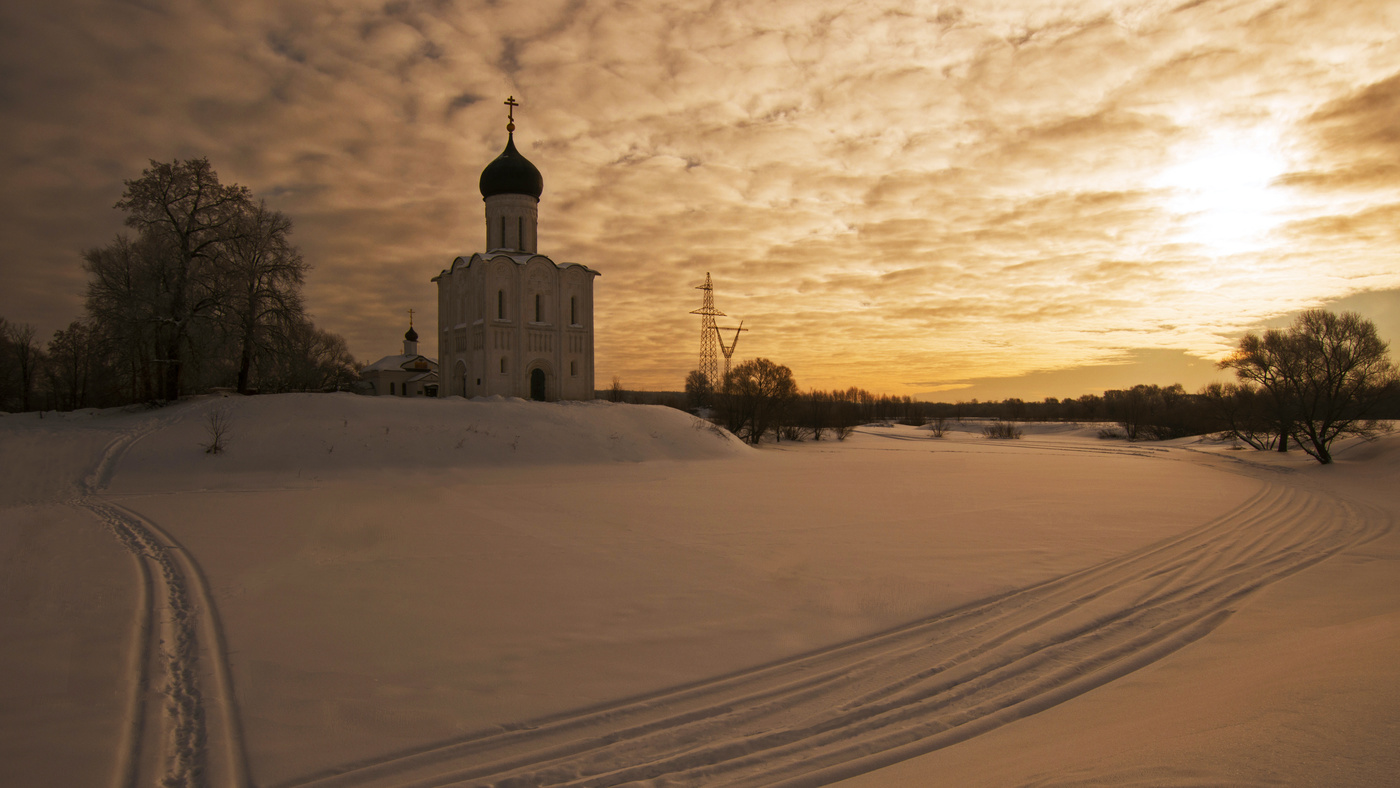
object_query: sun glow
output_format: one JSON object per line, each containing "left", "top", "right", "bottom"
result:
{"left": 1154, "top": 132, "right": 1290, "bottom": 257}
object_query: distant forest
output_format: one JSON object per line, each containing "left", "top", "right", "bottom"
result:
{"left": 610, "top": 311, "right": 1399, "bottom": 465}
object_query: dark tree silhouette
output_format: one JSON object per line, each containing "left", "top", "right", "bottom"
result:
{"left": 115, "top": 158, "right": 251, "bottom": 400}
{"left": 720, "top": 358, "right": 797, "bottom": 444}
{"left": 222, "top": 200, "right": 307, "bottom": 393}
{"left": 684, "top": 368, "right": 712, "bottom": 410}
{"left": 1220, "top": 309, "right": 1396, "bottom": 464}
{"left": 3, "top": 321, "right": 41, "bottom": 411}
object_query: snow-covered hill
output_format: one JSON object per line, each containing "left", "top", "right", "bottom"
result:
{"left": 2, "top": 395, "right": 1397, "bottom": 788}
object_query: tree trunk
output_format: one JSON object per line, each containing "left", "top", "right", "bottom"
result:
{"left": 237, "top": 324, "right": 255, "bottom": 394}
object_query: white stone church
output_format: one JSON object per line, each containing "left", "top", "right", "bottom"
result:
{"left": 433, "top": 101, "right": 600, "bottom": 400}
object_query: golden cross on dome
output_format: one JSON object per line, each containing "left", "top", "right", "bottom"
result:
{"left": 504, "top": 95, "right": 519, "bottom": 132}
{"left": 407, "top": 307, "right": 415, "bottom": 328}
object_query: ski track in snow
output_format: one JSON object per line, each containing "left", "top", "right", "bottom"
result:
{"left": 74, "top": 410, "right": 250, "bottom": 788}
{"left": 61, "top": 411, "right": 1386, "bottom": 788}
{"left": 280, "top": 447, "right": 1390, "bottom": 788}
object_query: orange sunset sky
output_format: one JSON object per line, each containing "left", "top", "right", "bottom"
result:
{"left": 2, "top": 0, "right": 1398, "bottom": 400}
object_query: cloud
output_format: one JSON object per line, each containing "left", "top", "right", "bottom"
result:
{"left": 1, "top": 0, "right": 1398, "bottom": 396}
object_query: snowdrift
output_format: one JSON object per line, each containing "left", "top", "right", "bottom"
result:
{"left": 107, "top": 393, "right": 749, "bottom": 487}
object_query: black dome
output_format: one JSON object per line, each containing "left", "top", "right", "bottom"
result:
{"left": 405, "top": 325, "right": 419, "bottom": 342}
{"left": 479, "top": 134, "right": 543, "bottom": 199}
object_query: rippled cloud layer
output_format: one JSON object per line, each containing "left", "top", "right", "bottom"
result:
{"left": 2, "top": 0, "right": 1397, "bottom": 396}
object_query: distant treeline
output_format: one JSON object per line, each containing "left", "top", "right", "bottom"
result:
{"left": 609, "top": 310, "right": 1399, "bottom": 465}
{"left": 613, "top": 379, "right": 1400, "bottom": 446}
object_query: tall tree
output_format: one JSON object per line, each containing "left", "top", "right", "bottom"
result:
{"left": 115, "top": 158, "right": 250, "bottom": 400}
{"left": 4, "top": 321, "right": 41, "bottom": 411}
{"left": 221, "top": 200, "right": 308, "bottom": 393}
{"left": 720, "top": 358, "right": 798, "bottom": 444}
{"left": 1220, "top": 309, "right": 1396, "bottom": 464}
{"left": 84, "top": 233, "right": 161, "bottom": 402}
{"left": 46, "top": 321, "right": 97, "bottom": 411}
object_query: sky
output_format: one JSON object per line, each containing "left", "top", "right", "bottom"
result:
{"left": 2, "top": 0, "right": 1398, "bottom": 400}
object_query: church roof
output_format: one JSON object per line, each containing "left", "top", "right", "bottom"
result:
{"left": 479, "top": 133, "right": 543, "bottom": 200}
{"left": 434, "top": 253, "right": 601, "bottom": 281}
{"left": 363, "top": 354, "right": 438, "bottom": 373}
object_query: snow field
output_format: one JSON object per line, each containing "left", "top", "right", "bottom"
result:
{"left": 1, "top": 395, "right": 1396, "bottom": 787}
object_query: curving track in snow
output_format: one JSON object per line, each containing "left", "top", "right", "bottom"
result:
{"left": 282, "top": 449, "right": 1389, "bottom": 788}
{"left": 77, "top": 413, "right": 249, "bottom": 788}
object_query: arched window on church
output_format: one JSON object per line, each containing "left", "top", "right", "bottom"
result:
{"left": 500, "top": 216, "right": 506, "bottom": 249}
{"left": 535, "top": 293, "right": 542, "bottom": 322}
{"left": 518, "top": 217, "right": 525, "bottom": 250}
{"left": 570, "top": 296, "right": 577, "bottom": 325}
{"left": 570, "top": 360, "right": 577, "bottom": 376}
{"left": 497, "top": 290, "right": 505, "bottom": 320}
{"left": 500, "top": 357, "right": 508, "bottom": 374}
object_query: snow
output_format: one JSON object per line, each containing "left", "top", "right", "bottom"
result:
{"left": 1, "top": 395, "right": 1396, "bottom": 787}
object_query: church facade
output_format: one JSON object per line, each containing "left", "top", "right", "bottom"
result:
{"left": 434, "top": 101, "right": 600, "bottom": 401}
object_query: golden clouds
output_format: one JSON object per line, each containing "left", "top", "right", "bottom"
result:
{"left": 0, "top": 0, "right": 1397, "bottom": 397}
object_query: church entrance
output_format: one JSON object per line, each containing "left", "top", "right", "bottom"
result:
{"left": 529, "top": 368, "right": 547, "bottom": 401}
{"left": 454, "top": 360, "right": 468, "bottom": 397}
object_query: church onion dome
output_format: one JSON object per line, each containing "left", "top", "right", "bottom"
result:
{"left": 479, "top": 133, "right": 543, "bottom": 199}
{"left": 405, "top": 325, "right": 419, "bottom": 342}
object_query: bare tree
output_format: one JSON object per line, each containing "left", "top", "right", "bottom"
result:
{"left": 684, "top": 368, "right": 712, "bottom": 411}
{"left": 116, "top": 158, "right": 251, "bottom": 400}
{"left": 46, "top": 321, "right": 97, "bottom": 411}
{"left": 719, "top": 358, "right": 798, "bottom": 444}
{"left": 4, "top": 321, "right": 41, "bottom": 411}
{"left": 221, "top": 200, "right": 308, "bottom": 393}
{"left": 84, "top": 234, "right": 163, "bottom": 401}
{"left": 260, "top": 320, "right": 358, "bottom": 392}
{"left": 1201, "top": 381, "right": 1278, "bottom": 450}
{"left": 830, "top": 387, "right": 861, "bottom": 440}
{"left": 1220, "top": 309, "right": 1397, "bottom": 464}
{"left": 81, "top": 159, "right": 352, "bottom": 404}
{"left": 203, "top": 407, "right": 232, "bottom": 454}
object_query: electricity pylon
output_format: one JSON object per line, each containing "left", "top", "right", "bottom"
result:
{"left": 690, "top": 273, "right": 725, "bottom": 389}
{"left": 715, "top": 320, "right": 748, "bottom": 382}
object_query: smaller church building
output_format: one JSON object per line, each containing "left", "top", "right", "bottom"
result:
{"left": 361, "top": 322, "right": 439, "bottom": 397}
{"left": 434, "top": 99, "right": 600, "bottom": 401}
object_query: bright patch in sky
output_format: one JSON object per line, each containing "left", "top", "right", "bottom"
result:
{"left": 1155, "top": 132, "right": 1290, "bottom": 257}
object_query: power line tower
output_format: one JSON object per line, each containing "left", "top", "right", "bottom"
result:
{"left": 715, "top": 320, "right": 748, "bottom": 382}
{"left": 690, "top": 272, "right": 725, "bottom": 389}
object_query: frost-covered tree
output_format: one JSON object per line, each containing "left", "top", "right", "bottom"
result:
{"left": 221, "top": 200, "right": 307, "bottom": 394}
{"left": 114, "top": 158, "right": 251, "bottom": 400}
{"left": 82, "top": 158, "right": 348, "bottom": 403}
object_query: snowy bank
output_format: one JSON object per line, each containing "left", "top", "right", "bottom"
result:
{"left": 2, "top": 396, "right": 1396, "bottom": 787}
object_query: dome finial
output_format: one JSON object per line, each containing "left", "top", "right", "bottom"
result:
{"left": 504, "top": 95, "right": 519, "bottom": 133}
